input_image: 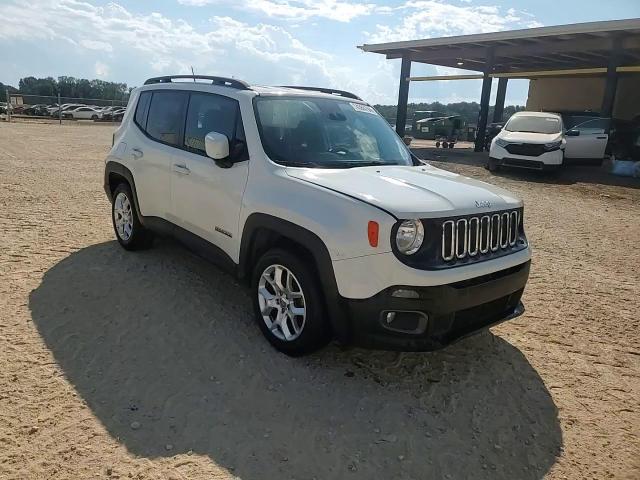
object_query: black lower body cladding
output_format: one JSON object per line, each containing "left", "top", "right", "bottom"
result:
{"left": 345, "top": 261, "right": 530, "bottom": 351}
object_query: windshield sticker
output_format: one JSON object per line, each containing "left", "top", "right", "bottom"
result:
{"left": 351, "top": 103, "right": 377, "bottom": 115}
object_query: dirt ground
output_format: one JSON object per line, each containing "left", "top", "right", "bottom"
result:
{"left": 0, "top": 121, "right": 638, "bottom": 480}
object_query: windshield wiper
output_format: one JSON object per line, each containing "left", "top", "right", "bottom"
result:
{"left": 281, "top": 160, "right": 323, "bottom": 168}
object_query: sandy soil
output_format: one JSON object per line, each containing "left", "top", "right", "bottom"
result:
{"left": 0, "top": 121, "right": 638, "bottom": 480}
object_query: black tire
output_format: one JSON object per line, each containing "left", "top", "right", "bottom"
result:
{"left": 448, "top": 142, "right": 455, "bottom": 149}
{"left": 487, "top": 158, "right": 501, "bottom": 172}
{"left": 251, "top": 248, "right": 330, "bottom": 356}
{"left": 91, "top": 115, "right": 98, "bottom": 120}
{"left": 435, "top": 141, "right": 440, "bottom": 148}
{"left": 111, "top": 183, "right": 153, "bottom": 250}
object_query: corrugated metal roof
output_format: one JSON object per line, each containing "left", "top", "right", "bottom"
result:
{"left": 359, "top": 19, "right": 640, "bottom": 73}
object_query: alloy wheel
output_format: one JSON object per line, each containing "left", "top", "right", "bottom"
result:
{"left": 258, "top": 264, "right": 306, "bottom": 341}
{"left": 113, "top": 192, "right": 133, "bottom": 241}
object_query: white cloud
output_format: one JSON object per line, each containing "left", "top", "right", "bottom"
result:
{"left": 94, "top": 61, "right": 109, "bottom": 76}
{"left": 177, "top": 0, "right": 378, "bottom": 22}
{"left": 364, "top": 1, "right": 545, "bottom": 43}
{"left": 0, "top": 0, "right": 535, "bottom": 105}
{"left": 0, "top": 0, "right": 362, "bottom": 95}
{"left": 80, "top": 39, "right": 113, "bottom": 52}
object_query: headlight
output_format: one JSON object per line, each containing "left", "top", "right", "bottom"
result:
{"left": 544, "top": 140, "right": 562, "bottom": 151}
{"left": 396, "top": 219, "right": 424, "bottom": 255}
{"left": 495, "top": 138, "right": 509, "bottom": 148}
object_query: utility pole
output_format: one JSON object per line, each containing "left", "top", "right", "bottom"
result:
{"left": 5, "top": 89, "right": 10, "bottom": 123}
{"left": 58, "top": 92, "right": 62, "bottom": 125}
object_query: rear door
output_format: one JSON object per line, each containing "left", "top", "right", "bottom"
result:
{"left": 564, "top": 118, "right": 610, "bottom": 159}
{"left": 128, "top": 89, "right": 188, "bottom": 219}
{"left": 170, "top": 92, "right": 249, "bottom": 259}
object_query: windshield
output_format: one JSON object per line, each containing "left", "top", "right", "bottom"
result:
{"left": 254, "top": 96, "right": 413, "bottom": 168}
{"left": 504, "top": 115, "right": 561, "bottom": 134}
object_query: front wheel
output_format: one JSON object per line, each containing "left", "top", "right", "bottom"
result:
{"left": 252, "top": 249, "right": 330, "bottom": 356}
{"left": 111, "top": 183, "right": 153, "bottom": 250}
{"left": 487, "top": 157, "right": 501, "bottom": 172}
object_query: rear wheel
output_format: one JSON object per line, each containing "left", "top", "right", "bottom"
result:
{"left": 91, "top": 114, "right": 98, "bottom": 120}
{"left": 111, "top": 183, "right": 153, "bottom": 250}
{"left": 252, "top": 249, "right": 330, "bottom": 356}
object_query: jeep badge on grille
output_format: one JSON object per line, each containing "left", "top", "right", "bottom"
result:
{"left": 475, "top": 200, "right": 492, "bottom": 208}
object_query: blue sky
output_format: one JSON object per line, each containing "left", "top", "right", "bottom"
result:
{"left": 0, "top": 0, "right": 638, "bottom": 105}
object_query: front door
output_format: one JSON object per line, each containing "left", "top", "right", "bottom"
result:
{"left": 564, "top": 118, "right": 610, "bottom": 159}
{"left": 170, "top": 92, "right": 249, "bottom": 261}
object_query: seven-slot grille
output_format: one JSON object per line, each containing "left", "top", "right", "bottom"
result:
{"left": 441, "top": 210, "right": 520, "bottom": 262}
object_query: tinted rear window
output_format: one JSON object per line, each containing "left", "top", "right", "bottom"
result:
{"left": 145, "top": 91, "right": 188, "bottom": 146}
{"left": 134, "top": 91, "right": 151, "bottom": 130}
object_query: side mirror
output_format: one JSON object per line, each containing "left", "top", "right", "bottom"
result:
{"left": 205, "top": 131, "right": 230, "bottom": 160}
{"left": 565, "top": 130, "right": 580, "bottom": 137}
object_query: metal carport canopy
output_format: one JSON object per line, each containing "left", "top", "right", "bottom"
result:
{"left": 358, "top": 19, "right": 640, "bottom": 72}
{"left": 358, "top": 18, "right": 640, "bottom": 151}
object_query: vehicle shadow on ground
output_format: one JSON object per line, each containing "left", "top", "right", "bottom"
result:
{"left": 412, "top": 146, "right": 640, "bottom": 189}
{"left": 29, "top": 240, "right": 562, "bottom": 479}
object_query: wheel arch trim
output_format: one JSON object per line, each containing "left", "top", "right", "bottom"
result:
{"left": 104, "top": 161, "right": 145, "bottom": 226}
{"left": 239, "top": 213, "right": 351, "bottom": 343}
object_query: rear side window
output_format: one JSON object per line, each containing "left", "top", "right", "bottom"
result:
{"left": 184, "top": 93, "right": 238, "bottom": 154}
{"left": 145, "top": 91, "right": 188, "bottom": 147}
{"left": 134, "top": 91, "right": 151, "bottom": 130}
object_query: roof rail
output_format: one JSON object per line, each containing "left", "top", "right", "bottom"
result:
{"left": 143, "top": 75, "right": 250, "bottom": 90}
{"left": 279, "top": 86, "right": 362, "bottom": 100}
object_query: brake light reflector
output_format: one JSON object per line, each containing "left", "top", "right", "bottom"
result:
{"left": 368, "top": 221, "right": 379, "bottom": 247}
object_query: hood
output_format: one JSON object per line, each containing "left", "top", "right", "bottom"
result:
{"left": 498, "top": 130, "right": 562, "bottom": 144}
{"left": 286, "top": 164, "right": 522, "bottom": 219}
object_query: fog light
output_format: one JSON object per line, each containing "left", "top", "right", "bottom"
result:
{"left": 380, "top": 310, "right": 429, "bottom": 334}
{"left": 391, "top": 288, "right": 420, "bottom": 299}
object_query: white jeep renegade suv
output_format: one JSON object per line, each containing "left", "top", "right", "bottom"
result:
{"left": 104, "top": 75, "right": 531, "bottom": 356}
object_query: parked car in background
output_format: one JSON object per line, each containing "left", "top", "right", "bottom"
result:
{"left": 23, "top": 104, "right": 50, "bottom": 116}
{"left": 489, "top": 111, "right": 612, "bottom": 172}
{"left": 489, "top": 111, "right": 565, "bottom": 171}
{"left": 101, "top": 107, "right": 126, "bottom": 121}
{"left": 48, "top": 103, "right": 85, "bottom": 117}
{"left": 62, "top": 106, "right": 103, "bottom": 120}
{"left": 112, "top": 108, "right": 126, "bottom": 122}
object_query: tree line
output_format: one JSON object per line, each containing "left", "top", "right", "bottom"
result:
{"left": 374, "top": 102, "right": 525, "bottom": 126}
{"left": 1, "top": 76, "right": 131, "bottom": 102}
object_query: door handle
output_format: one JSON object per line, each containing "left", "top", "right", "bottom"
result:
{"left": 596, "top": 136, "right": 607, "bottom": 139}
{"left": 172, "top": 163, "right": 191, "bottom": 175}
{"left": 131, "top": 148, "right": 143, "bottom": 159}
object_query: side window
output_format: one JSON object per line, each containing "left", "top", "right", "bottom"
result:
{"left": 574, "top": 118, "right": 610, "bottom": 135}
{"left": 184, "top": 93, "right": 238, "bottom": 155}
{"left": 146, "top": 91, "right": 188, "bottom": 147}
{"left": 134, "top": 91, "right": 151, "bottom": 131}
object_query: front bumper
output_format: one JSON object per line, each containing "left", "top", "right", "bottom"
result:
{"left": 490, "top": 144, "right": 563, "bottom": 168}
{"left": 345, "top": 260, "right": 530, "bottom": 351}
